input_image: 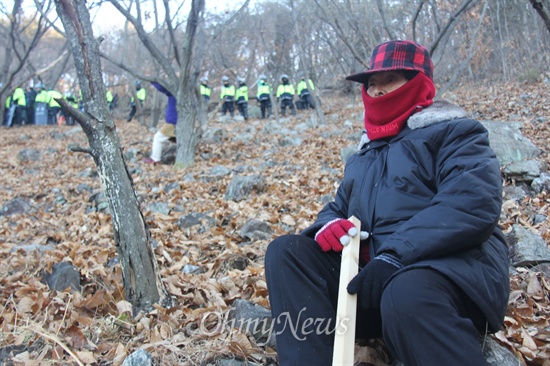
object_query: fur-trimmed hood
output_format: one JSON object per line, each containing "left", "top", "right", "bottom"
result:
{"left": 358, "top": 100, "right": 468, "bottom": 149}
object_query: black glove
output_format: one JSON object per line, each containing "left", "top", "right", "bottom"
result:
{"left": 347, "top": 252, "right": 403, "bottom": 309}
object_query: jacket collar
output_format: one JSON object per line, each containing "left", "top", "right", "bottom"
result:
{"left": 358, "top": 100, "right": 468, "bottom": 150}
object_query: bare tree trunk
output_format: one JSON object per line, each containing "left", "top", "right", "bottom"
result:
{"left": 529, "top": 0, "right": 550, "bottom": 34}
{"left": 429, "top": 0, "right": 477, "bottom": 58}
{"left": 54, "top": 0, "right": 171, "bottom": 315}
{"left": 290, "top": 0, "right": 326, "bottom": 125}
{"left": 174, "top": 0, "right": 205, "bottom": 168}
{"left": 438, "top": 0, "right": 489, "bottom": 96}
{"left": 495, "top": 1, "right": 509, "bottom": 81}
{"left": 376, "top": 0, "right": 397, "bottom": 39}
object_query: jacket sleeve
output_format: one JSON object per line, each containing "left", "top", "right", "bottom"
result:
{"left": 381, "top": 120, "right": 503, "bottom": 264}
{"left": 151, "top": 82, "right": 171, "bottom": 97}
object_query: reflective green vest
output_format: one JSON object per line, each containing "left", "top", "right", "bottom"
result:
{"left": 106, "top": 90, "right": 113, "bottom": 103}
{"left": 236, "top": 85, "right": 248, "bottom": 102}
{"left": 297, "top": 79, "right": 315, "bottom": 95}
{"left": 257, "top": 83, "right": 271, "bottom": 99}
{"left": 276, "top": 84, "right": 295, "bottom": 99}
{"left": 136, "top": 88, "right": 146, "bottom": 101}
{"left": 200, "top": 84, "right": 211, "bottom": 97}
{"left": 47, "top": 90, "right": 63, "bottom": 107}
{"left": 220, "top": 85, "right": 235, "bottom": 99}
{"left": 35, "top": 90, "right": 49, "bottom": 103}
{"left": 131, "top": 88, "right": 146, "bottom": 103}
{"left": 13, "top": 87, "right": 26, "bottom": 107}
{"left": 65, "top": 95, "right": 78, "bottom": 108}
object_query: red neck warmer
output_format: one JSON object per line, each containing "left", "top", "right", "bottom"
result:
{"left": 362, "top": 73, "right": 436, "bottom": 140}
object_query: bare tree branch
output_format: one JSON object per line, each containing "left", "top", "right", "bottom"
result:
{"left": 528, "top": 0, "right": 550, "bottom": 34}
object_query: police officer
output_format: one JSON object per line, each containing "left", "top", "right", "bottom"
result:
{"left": 220, "top": 76, "right": 235, "bottom": 117}
{"left": 257, "top": 75, "right": 272, "bottom": 119}
{"left": 276, "top": 74, "right": 296, "bottom": 117}
{"left": 235, "top": 77, "right": 249, "bottom": 120}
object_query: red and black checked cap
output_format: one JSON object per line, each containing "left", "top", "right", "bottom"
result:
{"left": 346, "top": 40, "right": 433, "bottom": 84}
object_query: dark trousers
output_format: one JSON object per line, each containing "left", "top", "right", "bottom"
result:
{"left": 280, "top": 99, "right": 295, "bottom": 116}
{"left": 265, "top": 234, "right": 488, "bottom": 366}
{"left": 127, "top": 104, "right": 136, "bottom": 122}
{"left": 26, "top": 106, "right": 35, "bottom": 125}
{"left": 13, "top": 106, "right": 27, "bottom": 126}
{"left": 222, "top": 101, "right": 234, "bottom": 117}
{"left": 47, "top": 107, "right": 60, "bottom": 125}
{"left": 237, "top": 101, "right": 248, "bottom": 119}
{"left": 301, "top": 94, "right": 315, "bottom": 109}
{"left": 260, "top": 99, "right": 271, "bottom": 119}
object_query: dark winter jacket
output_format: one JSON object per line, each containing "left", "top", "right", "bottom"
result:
{"left": 302, "top": 100, "right": 510, "bottom": 333}
{"left": 152, "top": 82, "right": 177, "bottom": 125}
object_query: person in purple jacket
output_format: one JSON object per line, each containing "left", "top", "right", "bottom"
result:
{"left": 144, "top": 82, "right": 177, "bottom": 164}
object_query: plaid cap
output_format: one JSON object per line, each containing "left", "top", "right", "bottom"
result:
{"left": 346, "top": 40, "right": 433, "bottom": 84}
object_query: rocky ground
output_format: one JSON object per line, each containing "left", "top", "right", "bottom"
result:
{"left": 0, "top": 80, "right": 549, "bottom": 365}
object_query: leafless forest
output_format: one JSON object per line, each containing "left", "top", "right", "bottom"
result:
{"left": 1, "top": 0, "right": 550, "bottom": 365}
{"left": 1, "top": 0, "right": 549, "bottom": 112}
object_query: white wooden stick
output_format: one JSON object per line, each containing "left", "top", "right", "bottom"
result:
{"left": 332, "top": 216, "right": 361, "bottom": 366}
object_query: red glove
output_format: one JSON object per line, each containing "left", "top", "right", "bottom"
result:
{"left": 314, "top": 218, "right": 358, "bottom": 252}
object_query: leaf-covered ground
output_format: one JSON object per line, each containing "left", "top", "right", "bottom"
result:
{"left": 0, "top": 81, "right": 549, "bottom": 365}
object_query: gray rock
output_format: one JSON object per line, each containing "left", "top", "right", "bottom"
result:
{"left": 203, "top": 127, "right": 228, "bottom": 142}
{"left": 1, "top": 197, "right": 32, "bottom": 216}
{"left": 483, "top": 336, "right": 523, "bottom": 366}
{"left": 177, "top": 212, "right": 216, "bottom": 229}
{"left": 225, "top": 175, "right": 266, "bottom": 201}
{"left": 239, "top": 219, "right": 273, "bottom": 241}
{"left": 89, "top": 191, "right": 109, "bottom": 212}
{"left": 147, "top": 202, "right": 171, "bottom": 215}
{"left": 533, "top": 214, "right": 547, "bottom": 225}
{"left": 480, "top": 121, "right": 541, "bottom": 166}
{"left": 76, "top": 183, "right": 93, "bottom": 193}
{"left": 248, "top": 105, "right": 261, "bottom": 119}
{"left": 503, "top": 159, "right": 547, "bottom": 182}
{"left": 17, "top": 148, "right": 41, "bottom": 162}
{"left": 502, "top": 185, "right": 528, "bottom": 201}
{"left": 10, "top": 244, "right": 56, "bottom": 254}
{"left": 182, "top": 173, "right": 196, "bottom": 182}
{"left": 181, "top": 264, "right": 205, "bottom": 274}
{"left": 18, "top": 134, "right": 31, "bottom": 141}
{"left": 507, "top": 225, "right": 550, "bottom": 267}
{"left": 43, "top": 262, "right": 81, "bottom": 293}
{"left": 78, "top": 167, "right": 98, "bottom": 178}
{"left": 215, "top": 359, "right": 249, "bottom": 366}
{"left": 123, "top": 147, "right": 140, "bottom": 161}
{"left": 49, "top": 131, "right": 65, "bottom": 140}
{"left": 164, "top": 182, "right": 180, "bottom": 193}
{"left": 532, "top": 172, "right": 550, "bottom": 193}
{"left": 211, "top": 165, "right": 232, "bottom": 176}
{"left": 278, "top": 136, "right": 302, "bottom": 147}
{"left": 228, "top": 299, "right": 275, "bottom": 348}
{"left": 121, "top": 349, "right": 153, "bottom": 366}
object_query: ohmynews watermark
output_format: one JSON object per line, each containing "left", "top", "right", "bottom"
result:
{"left": 200, "top": 307, "right": 352, "bottom": 346}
